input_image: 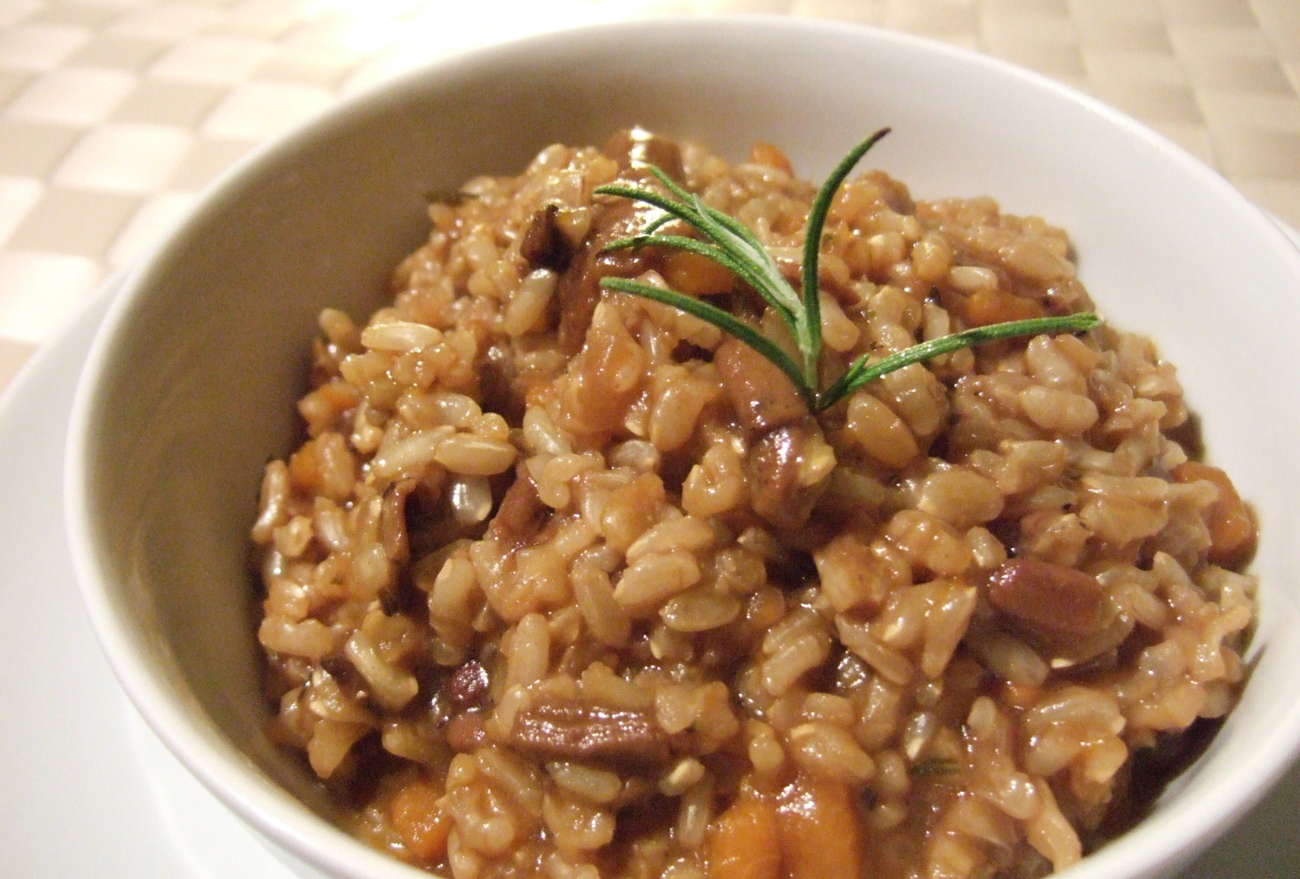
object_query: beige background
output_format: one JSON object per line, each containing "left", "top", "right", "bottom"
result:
{"left": 2, "top": 0, "right": 1299, "bottom": 390}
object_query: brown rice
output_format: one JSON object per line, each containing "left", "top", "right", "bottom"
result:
{"left": 252, "top": 129, "right": 1256, "bottom": 879}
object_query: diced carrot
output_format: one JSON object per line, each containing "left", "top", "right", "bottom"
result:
{"left": 958, "top": 288, "right": 1043, "bottom": 327}
{"left": 749, "top": 141, "right": 793, "bottom": 175}
{"left": 287, "top": 436, "right": 325, "bottom": 495}
{"left": 775, "top": 773, "right": 862, "bottom": 879}
{"left": 707, "top": 790, "right": 782, "bottom": 879}
{"left": 298, "top": 379, "right": 361, "bottom": 436}
{"left": 319, "top": 378, "right": 362, "bottom": 410}
{"left": 1173, "top": 461, "right": 1256, "bottom": 566}
{"left": 390, "top": 778, "right": 452, "bottom": 864}
{"left": 286, "top": 431, "right": 356, "bottom": 502}
{"left": 663, "top": 250, "right": 737, "bottom": 297}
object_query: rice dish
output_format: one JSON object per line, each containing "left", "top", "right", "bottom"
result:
{"left": 251, "top": 129, "right": 1257, "bottom": 879}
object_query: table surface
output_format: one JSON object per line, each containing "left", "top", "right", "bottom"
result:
{"left": 2, "top": 0, "right": 1299, "bottom": 390}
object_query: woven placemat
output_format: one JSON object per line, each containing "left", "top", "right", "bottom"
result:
{"left": 1, "top": 0, "right": 1297, "bottom": 386}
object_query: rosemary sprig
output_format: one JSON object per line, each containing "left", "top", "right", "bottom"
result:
{"left": 593, "top": 129, "right": 1100, "bottom": 413}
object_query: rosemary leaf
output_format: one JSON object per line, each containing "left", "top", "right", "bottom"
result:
{"left": 593, "top": 130, "right": 1101, "bottom": 416}
{"left": 689, "top": 193, "right": 798, "bottom": 314}
{"left": 819, "top": 312, "right": 1101, "bottom": 410}
{"left": 909, "top": 757, "right": 963, "bottom": 778}
{"left": 600, "top": 276, "right": 811, "bottom": 403}
{"left": 594, "top": 176, "right": 800, "bottom": 331}
{"left": 800, "top": 127, "right": 893, "bottom": 389}
{"left": 602, "top": 232, "right": 780, "bottom": 308}
{"left": 593, "top": 181, "right": 707, "bottom": 229}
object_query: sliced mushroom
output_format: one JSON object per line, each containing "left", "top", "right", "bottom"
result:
{"left": 715, "top": 335, "right": 809, "bottom": 433}
{"left": 988, "top": 558, "right": 1105, "bottom": 640}
{"left": 487, "top": 468, "right": 548, "bottom": 550}
{"left": 746, "top": 421, "right": 832, "bottom": 534}
{"left": 446, "top": 659, "right": 490, "bottom": 709}
{"left": 555, "top": 199, "right": 657, "bottom": 354}
{"left": 505, "top": 697, "right": 671, "bottom": 767}
{"left": 984, "top": 558, "right": 1133, "bottom": 669}
{"left": 520, "top": 203, "right": 574, "bottom": 272}
{"left": 553, "top": 128, "right": 689, "bottom": 353}
{"left": 602, "top": 126, "right": 685, "bottom": 182}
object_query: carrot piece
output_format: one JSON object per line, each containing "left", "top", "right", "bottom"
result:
{"left": 1173, "top": 461, "right": 1256, "bottom": 566}
{"left": 775, "top": 773, "right": 862, "bottom": 879}
{"left": 390, "top": 778, "right": 452, "bottom": 864}
{"left": 286, "top": 431, "right": 356, "bottom": 502}
{"left": 749, "top": 141, "right": 793, "bottom": 175}
{"left": 663, "top": 250, "right": 737, "bottom": 297}
{"left": 707, "top": 790, "right": 782, "bottom": 879}
{"left": 958, "top": 288, "right": 1043, "bottom": 327}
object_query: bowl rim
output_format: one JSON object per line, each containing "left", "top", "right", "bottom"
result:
{"left": 63, "top": 13, "right": 1300, "bottom": 879}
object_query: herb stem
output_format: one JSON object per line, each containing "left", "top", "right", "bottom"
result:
{"left": 593, "top": 131, "right": 1100, "bottom": 414}
{"left": 818, "top": 312, "right": 1101, "bottom": 410}
{"left": 599, "top": 276, "right": 813, "bottom": 403}
{"left": 800, "top": 127, "right": 892, "bottom": 392}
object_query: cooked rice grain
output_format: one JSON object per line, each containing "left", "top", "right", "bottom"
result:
{"left": 254, "top": 130, "right": 1257, "bottom": 879}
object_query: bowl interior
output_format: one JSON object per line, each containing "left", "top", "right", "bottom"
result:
{"left": 65, "top": 16, "right": 1300, "bottom": 879}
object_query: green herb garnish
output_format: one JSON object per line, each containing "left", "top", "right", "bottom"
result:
{"left": 909, "top": 757, "right": 963, "bottom": 778}
{"left": 594, "top": 129, "right": 1099, "bottom": 412}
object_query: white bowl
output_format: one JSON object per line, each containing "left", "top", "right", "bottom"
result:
{"left": 64, "top": 15, "right": 1300, "bottom": 879}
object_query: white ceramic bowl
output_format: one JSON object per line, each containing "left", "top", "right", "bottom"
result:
{"left": 64, "top": 15, "right": 1300, "bottom": 879}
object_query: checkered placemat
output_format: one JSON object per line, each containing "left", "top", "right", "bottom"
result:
{"left": 2, "top": 0, "right": 1298, "bottom": 389}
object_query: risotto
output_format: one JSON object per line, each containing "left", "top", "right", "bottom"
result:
{"left": 251, "top": 128, "right": 1257, "bottom": 879}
